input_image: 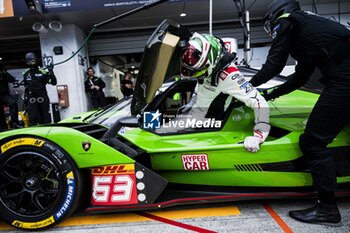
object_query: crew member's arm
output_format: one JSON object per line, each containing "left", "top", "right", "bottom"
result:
{"left": 99, "top": 77, "right": 106, "bottom": 89}
{"left": 4, "top": 71, "right": 16, "bottom": 83}
{"left": 250, "top": 19, "right": 293, "bottom": 87}
{"left": 95, "top": 77, "right": 106, "bottom": 91}
{"left": 40, "top": 67, "right": 57, "bottom": 85}
{"left": 265, "top": 62, "right": 315, "bottom": 100}
{"left": 220, "top": 69, "right": 270, "bottom": 152}
{"left": 47, "top": 66, "right": 57, "bottom": 85}
{"left": 84, "top": 79, "right": 92, "bottom": 92}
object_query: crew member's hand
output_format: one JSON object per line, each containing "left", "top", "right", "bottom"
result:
{"left": 244, "top": 136, "right": 261, "bottom": 153}
{"left": 261, "top": 90, "right": 277, "bottom": 101}
{"left": 95, "top": 86, "right": 100, "bottom": 91}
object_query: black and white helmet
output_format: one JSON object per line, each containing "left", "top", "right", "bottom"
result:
{"left": 263, "top": 0, "right": 300, "bottom": 35}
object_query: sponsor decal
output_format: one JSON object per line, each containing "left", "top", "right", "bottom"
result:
{"left": 12, "top": 217, "right": 55, "bottom": 229}
{"left": 272, "top": 24, "right": 280, "bottom": 39}
{"left": 224, "top": 42, "right": 231, "bottom": 52}
{"left": 1, "top": 138, "right": 44, "bottom": 153}
{"left": 272, "top": 24, "right": 280, "bottom": 32}
{"left": 118, "top": 127, "right": 126, "bottom": 134}
{"left": 54, "top": 171, "right": 75, "bottom": 220}
{"left": 237, "top": 77, "right": 246, "bottom": 84}
{"left": 91, "top": 164, "right": 138, "bottom": 205}
{"left": 182, "top": 154, "right": 210, "bottom": 170}
{"left": 231, "top": 73, "right": 242, "bottom": 81}
{"left": 91, "top": 164, "right": 134, "bottom": 175}
{"left": 143, "top": 110, "right": 161, "bottom": 129}
{"left": 219, "top": 70, "right": 229, "bottom": 80}
{"left": 82, "top": 141, "right": 91, "bottom": 152}
{"left": 239, "top": 81, "right": 254, "bottom": 93}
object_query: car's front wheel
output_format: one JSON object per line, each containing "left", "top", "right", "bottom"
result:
{"left": 0, "top": 137, "right": 82, "bottom": 230}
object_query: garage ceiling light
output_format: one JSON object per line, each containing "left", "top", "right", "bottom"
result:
{"left": 180, "top": 1, "right": 186, "bottom": 17}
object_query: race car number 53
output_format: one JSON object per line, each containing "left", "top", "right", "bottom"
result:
{"left": 91, "top": 165, "right": 138, "bottom": 206}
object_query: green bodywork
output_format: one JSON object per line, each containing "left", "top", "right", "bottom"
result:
{"left": 120, "top": 89, "right": 350, "bottom": 187}
{"left": 59, "top": 110, "right": 97, "bottom": 123}
{"left": 0, "top": 126, "right": 134, "bottom": 168}
{"left": 0, "top": 88, "right": 349, "bottom": 189}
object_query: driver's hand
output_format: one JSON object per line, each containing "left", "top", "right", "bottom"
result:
{"left": 244, "top": 136, "right": 261, "bottom": 153}
{"left": 177, "top": 104, "right": 192, "bottom": 115}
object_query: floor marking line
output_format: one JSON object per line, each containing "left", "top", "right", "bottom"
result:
{"left": 138, "top": 212, "right": 217, "bottom": 233}
{"left": 263, "top": 202, "right": 294, "bottom": 233}
{"left": 148, "top": 206, "right": 240, "bottom": 219}
{"left": 0, "top": 206, "right": 239, "bottom": 231}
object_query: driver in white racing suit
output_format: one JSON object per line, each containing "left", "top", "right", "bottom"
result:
{"left": 160, "top": 33, "right": 270, "bottom": 152}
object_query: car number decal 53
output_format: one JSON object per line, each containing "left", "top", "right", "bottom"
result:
{"left": 91, "top": 164, "right": 138, "bottom": 205}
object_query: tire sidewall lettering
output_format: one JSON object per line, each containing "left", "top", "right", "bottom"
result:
{"left": 0, "top": 137, "right": 78, "bottom": 230}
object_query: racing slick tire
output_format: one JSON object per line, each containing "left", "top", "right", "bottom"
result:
{"left": 0, "top": 137, "right": 83, "bottom": 230}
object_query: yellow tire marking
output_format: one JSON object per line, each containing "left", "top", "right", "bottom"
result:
{"left": 1, "top": 138, "right": 44, "bottom": 153}
{"left": 0, "top": 206, "right": 240, "bottom": 230}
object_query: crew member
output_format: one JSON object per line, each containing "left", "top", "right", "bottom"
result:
{"left": 121, "top": 72, "right": 134, "bottom": 97}
{"left": 249, "top": 0, "right": 350, "bottom": 225}
{"left": 0, "top": 63, "right": 20, "bottom": 129}
{"left": 23, "top": 52, "right": 57, "bottom": 126}
{"left": 84, "top": 67, "right": 106, "bottom": 109}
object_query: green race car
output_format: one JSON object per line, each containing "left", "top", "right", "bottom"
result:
{"left": 0, "top": 20, "right": 349, "bottom": 230}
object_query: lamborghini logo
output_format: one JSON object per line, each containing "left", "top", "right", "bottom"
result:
{"left": 82, "top": 141, "right": 91, "bottom": 152}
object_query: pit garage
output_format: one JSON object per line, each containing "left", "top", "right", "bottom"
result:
{"left": 0, "top": 0, "right": 349, "bottom": 232}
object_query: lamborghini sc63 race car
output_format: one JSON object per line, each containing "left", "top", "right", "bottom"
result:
{"left": 0, "top": 20, "right": 349, "bottom": 230}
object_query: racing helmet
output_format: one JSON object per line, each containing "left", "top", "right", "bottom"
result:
{"left": 25, "top": 52, "right": 38, "bottom": 66}
{"left": 180, "top": 33, "right": 222, "bottom": 78}
{"left": 263, "top": 0, "right": 300, "bottom": 35}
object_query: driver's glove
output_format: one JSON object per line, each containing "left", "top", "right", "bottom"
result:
{"left": 177, "top": 93, "right": 197, "bottom": 115}
{"left": 244, "top": 122, "right": 270, "bottom": 153}
{"left": 178, "top": 104, "right": 193, "bottom": 114}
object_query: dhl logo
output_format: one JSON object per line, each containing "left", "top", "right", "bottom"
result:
{"left": 91, "top": 164, "right": 135, "bottom": 175}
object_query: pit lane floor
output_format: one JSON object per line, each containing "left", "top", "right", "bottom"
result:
{"left": 0, "top": 198, "right": 349, "bottom": 233}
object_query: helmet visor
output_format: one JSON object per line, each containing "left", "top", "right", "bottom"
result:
{"left": 180, "top": 46, "right": 208, "bottom": 77}
{"left": 180, "top": 62, "right": 207, "bottom": 78}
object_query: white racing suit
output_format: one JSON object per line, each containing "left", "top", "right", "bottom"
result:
{"left": 157, "top": 63, "right": 270, "bottom": 152}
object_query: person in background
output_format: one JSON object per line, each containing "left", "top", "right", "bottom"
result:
{"left": 84, "top": 67, "right": 106, "bottom": 109}
{"left": 0, "top": 62, "right": 21, "bottom": 129}
{"left": 249, "top": 0, "right": 350, "bottom": 226}
{"left": 121, "top": 71, "right": 134, "bottom": 97}
{"left": 23, "top": 52, "right": 57, "bottom": 126}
